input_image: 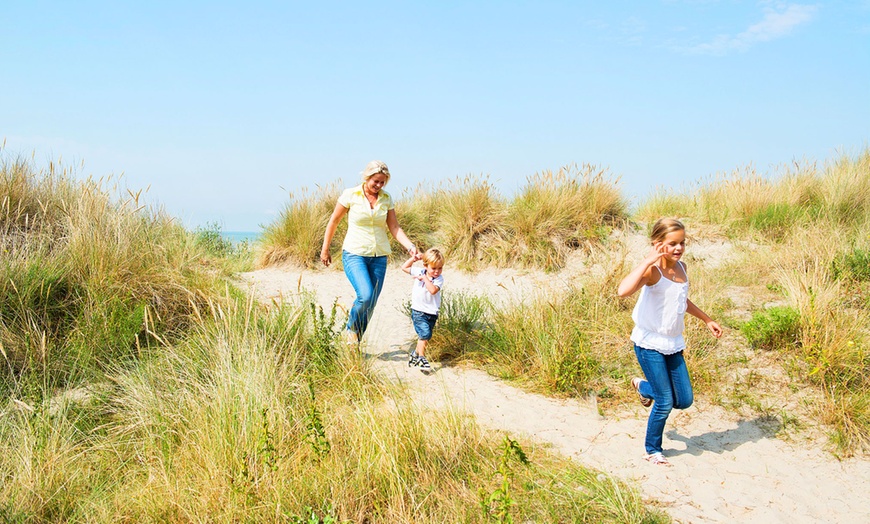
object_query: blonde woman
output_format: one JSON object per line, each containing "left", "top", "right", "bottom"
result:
{"left": 321, "top": 160, "right": 417, "bottom": 342}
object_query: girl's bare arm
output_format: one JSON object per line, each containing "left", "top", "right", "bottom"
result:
{"left": 617, "top": 243, "right": 664, "bottom": 297}
{"left": 687, "top": 299, "right": 723, "bottom": 338}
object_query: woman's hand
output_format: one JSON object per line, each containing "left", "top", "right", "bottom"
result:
{"left": 320, "top": 249, "right": 332, "bottom": 267}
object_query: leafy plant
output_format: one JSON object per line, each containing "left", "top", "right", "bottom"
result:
{"left": 833, "top": 246, "right": 870, "bottom": 282}
{"left": 305, "top": 382, "right": 331, "bottom": 459}
{"left": 194, "top": 221, "right": 236, "bottom": 257}
{"left": 741, "top": 306, "right": 801, "bottom": 351}
{"left": 479, "top": 436, "right": 530, "bottom": 524}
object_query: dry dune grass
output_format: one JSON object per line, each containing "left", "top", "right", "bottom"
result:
{"left": 0, "top": 155, "right": 665, "bottom": 523}
{"left": 259, "top": 164, "right": 628, "bottom": 272}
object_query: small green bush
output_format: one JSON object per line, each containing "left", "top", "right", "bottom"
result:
{"left": 741, "top": 306, "right": 801, "bottom": 351}
{"left": 419, "top": 292, "right": 491, "bottom": 361}
{"left": 194, "top": 222, "right": 237, "bottom": 258}
{"left": 833, "top": 247, "right": 870, "bottom": 282}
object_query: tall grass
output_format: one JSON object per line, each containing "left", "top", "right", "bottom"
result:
{"left": 0, "top": 293, "right": 667, "bottom": 523}
{"left": 0, "top": 156, "right": 220, "bottom": 393}
{"left": 260, "top": 166, "right": 627, "bottom": 271}
{"left": 0, "top": 154, "right": 665, "bottom": 522}
{"left": 427, "top": 251, "right": 637, "bottom": 401}
{"left": 507, "top": 164, "right": 626, "bottom": 270}
{"left": 767, "top": 225, "right": 870, "bottom": 454}
{"left": 636, "top": 150, "right": 870, "bottom": 241}
{"left": 258, "top": 182, "right": 343, "bottom": 269}
{"left": 436, "top": 175, "right": 509, "bottom": 269}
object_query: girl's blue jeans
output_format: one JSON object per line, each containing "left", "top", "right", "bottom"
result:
{"left": 342, "top": 251, "right": 387, "bottom": 336}
{"left": 633, "top": 344, "right": 694, "bottom": 455}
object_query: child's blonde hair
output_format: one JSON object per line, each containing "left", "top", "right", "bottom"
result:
{"left": 649, "top": 218, "right": 685, "bottom": 243}
{"left": 422, "top": 248, "right": 444, "bottom": 268}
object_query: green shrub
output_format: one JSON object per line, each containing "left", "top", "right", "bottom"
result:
{"left": 833, "top": 247, "right": 870, "bottom": 282}
{"left": 415, "top": 292, "right": 491, "bottom": 362}
{"left": 194, "top": 222, "right": 236, "bottom": 258}
{"left": 741, "top": 306, "right": 801, "bottom": 351}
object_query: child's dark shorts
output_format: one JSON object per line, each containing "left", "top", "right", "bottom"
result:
{"left": 411, "top": 309, "right": 438, "bottom": 341}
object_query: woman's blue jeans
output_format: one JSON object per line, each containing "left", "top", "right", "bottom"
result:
{"left": 342, "top": 251, "right": 387, "bottom": 336}
{"left": 634, "top": 344, "right": 694, "bottom": 454}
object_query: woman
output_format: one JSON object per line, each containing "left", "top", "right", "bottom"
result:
{"left": 320, "top": 160, "right": 417, "bottom": 343}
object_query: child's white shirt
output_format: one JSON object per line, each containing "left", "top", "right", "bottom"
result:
{"left": 410, "top": 267, "right": 443, "bottom": 315}
{"left": 630, "top": 263, "right": 688, "bottom": 354}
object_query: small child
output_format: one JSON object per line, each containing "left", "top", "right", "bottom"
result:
{"left": 401, "top": 248, "right": 445, "bottom": 372}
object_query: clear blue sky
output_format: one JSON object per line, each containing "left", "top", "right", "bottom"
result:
{"left": 3, "top": 1, "right": 868, "bottom": 231}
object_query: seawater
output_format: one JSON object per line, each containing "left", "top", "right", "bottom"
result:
{"left": 220, "top": 231, "right": 261, "bottom": 244}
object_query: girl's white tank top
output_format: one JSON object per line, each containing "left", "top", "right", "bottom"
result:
{"left": 630, "top": 262, "right": 688, "bottom": 355}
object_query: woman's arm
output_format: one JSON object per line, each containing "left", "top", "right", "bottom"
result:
{"left": 687, "top": 299, "right": 723, "bottom": 338}
{"left": 320, "top": 202, "right": 348, "bottom": 267}
{"left": 386, "top": 209, "right": 416, "bottom": 256}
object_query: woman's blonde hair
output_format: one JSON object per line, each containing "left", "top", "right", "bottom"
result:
{"left": 649, "top": 218, "right": 685, "bottom": 243}
{"left": 361, "top": 160, "right": 391, "bottom": 184}
{"left": 422, "top": 248, "right": 444, "bottom": 268}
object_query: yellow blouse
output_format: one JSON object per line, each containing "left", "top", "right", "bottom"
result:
{"left": 338, "top": 185, "right": 394, "bottom": 256}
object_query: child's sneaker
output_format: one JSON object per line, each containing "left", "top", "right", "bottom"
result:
{"left": 417, "top": 355, "right": 431, "bottom": 371}
{"left": 409, "top": 350, "right": 419, "bottom": 367}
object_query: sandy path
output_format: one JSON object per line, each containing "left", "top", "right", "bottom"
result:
{"left": 236, "top": 265, "right": 870, "bottom": 524}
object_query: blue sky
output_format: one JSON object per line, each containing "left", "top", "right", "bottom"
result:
{"left": 3, "top": 1, "right": 868, "bottom": 231}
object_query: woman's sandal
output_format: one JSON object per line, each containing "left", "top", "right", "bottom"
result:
{"left": 631, "top": 377, "right": 653, "bottom": 408}
{"left": 644, "top": 452, "right": 672, "bottom": 466}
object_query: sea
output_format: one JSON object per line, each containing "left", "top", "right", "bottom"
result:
{"left": 220, "top": 231, "right": 262, "bottom": 245}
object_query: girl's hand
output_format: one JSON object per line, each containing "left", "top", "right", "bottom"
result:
{"left": 408, "top": 245, "right": 418, "bottom": 257}
{"left": 320, "top": 249, "right": 331, "bottom": 267}
{"left": 644, "top": 241, "right": 667, "bottom": 265}
{"left": 707, "top": 320, "right": 723, "bottom": 338}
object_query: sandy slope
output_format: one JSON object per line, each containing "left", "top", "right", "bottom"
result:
{"left": 236, "top": 254, "right": 870, "bottom": 524}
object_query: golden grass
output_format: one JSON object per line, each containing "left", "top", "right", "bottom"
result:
{"left": 258, "top": 182, "right": 344, "bottom": 269}
{"left": 0, "top": 157, "right": 221, "bottom": 389}
{"left": 0, "top": 293, "right": 667, "bottom": 523}
{"left": 258, "top": 167, "right": 628, "bottom": 271}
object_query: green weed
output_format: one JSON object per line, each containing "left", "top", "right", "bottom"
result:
{"left": 741, "top": 306, "right": 801, "bottom": 351}
{"left": 479, "top": 436, "right": 530, "bottom": 524}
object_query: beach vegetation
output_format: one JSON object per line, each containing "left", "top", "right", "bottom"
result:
{"left": 0, "top": 155, "right": 664, "bottom": 523}
{"left": 259, "top": 182, "right": 344, "bottom": 269}
{"left": 259, "top": 165, "right": 628, "bottom": 271}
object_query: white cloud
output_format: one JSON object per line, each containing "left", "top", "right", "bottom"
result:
{"left": 682, "top": 3, "right": 818, "bottom": 55}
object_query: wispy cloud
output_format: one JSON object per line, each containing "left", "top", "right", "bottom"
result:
{"left": 681, "top": 3, "right": 819, "bottom": 56}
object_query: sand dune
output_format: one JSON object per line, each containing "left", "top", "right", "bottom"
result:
{"left": 237, "top": 253, "right": 870, "bottom": 524}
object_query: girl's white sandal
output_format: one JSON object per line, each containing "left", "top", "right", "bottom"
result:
{"left": 631, "top": 377, "right": 653, "bottom": 408}
{"left": 643, "top": 452, "right": 672, "bottom": 466}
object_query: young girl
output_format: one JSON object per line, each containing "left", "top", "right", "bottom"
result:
{"left": 617, "top": 218, "right": 723, "bottom": 466}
